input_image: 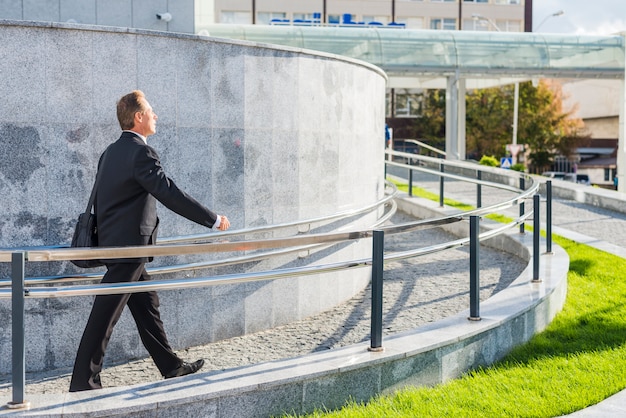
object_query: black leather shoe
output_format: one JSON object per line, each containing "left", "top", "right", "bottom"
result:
{"left": 164, "top": 359, "right": 205, "bottom": 379}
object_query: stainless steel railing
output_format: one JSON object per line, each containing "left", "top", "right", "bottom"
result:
{"left": 4, "top": 156, "right": 549, "bottom": 409}
{"left": 0, "top": 183, "right": 400, "bottom": 287}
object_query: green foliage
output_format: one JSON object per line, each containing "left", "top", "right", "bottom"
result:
{"left": 511, "top": 163, "right": 526, "bottom": 172}
{"left": 465, "top": 87, "right": 513, "bottom": 160}
{"left": 404, "top": 81, "right": 588, "bottom": 172}
{"left": 478, "top": 155, "right": 499, "bottom": 167}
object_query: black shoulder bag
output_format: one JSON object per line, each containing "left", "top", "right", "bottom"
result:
{"left": 70, "top": 153, "right": 107, "bottom": 268}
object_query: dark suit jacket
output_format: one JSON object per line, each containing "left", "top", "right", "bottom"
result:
{"left": 95, "top": 131, "right": 218, "bottom": 262}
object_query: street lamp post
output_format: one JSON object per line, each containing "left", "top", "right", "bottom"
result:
{"left": 472, "top": 11, "right": 565, "bottom": 163}
{"left": 471, "top": 13, "right": 499, "bottom": 32}
{"left": 472, "top": 14, "right": 521, "bottom": 159}
{"left": 534, "top": 10, "right": 564, "bottom": 32}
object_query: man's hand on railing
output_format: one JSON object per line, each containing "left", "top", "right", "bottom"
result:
{"left": 217, "top": 216, "right": 231, "bottom": 231}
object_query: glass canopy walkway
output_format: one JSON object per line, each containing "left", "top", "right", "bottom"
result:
{"left": 200, "top": 24, "right": 625, "bottom": 89}
{"left": 199, "top": 24, "right": 626, "bottom": 184}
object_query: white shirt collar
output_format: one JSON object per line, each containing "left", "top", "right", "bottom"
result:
{"left": 124, "top": 130, "right": 147, "bottom": 144}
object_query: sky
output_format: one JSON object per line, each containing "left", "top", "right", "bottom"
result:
{"left": 533, "top": 0, "right": 626, "bottom": 34}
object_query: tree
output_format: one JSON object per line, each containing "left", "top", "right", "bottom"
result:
{"left": 465, "top": 80, "right": 587, "bottom": 171}
{"left": 517, "top": 80, "right": 587, "bottom": 173}
{"left": 403, "top": 81, "right": 587, "bottom": 171}
{"left": 465, "top": 86, "right": 513, "bottom": 160}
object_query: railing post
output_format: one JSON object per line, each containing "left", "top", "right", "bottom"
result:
{"left": 533, "top": 194, "right": 541, "bottom": 282}
{"left": 369, "top": 230, "right": 384, "bottom": 352}
{"left": 519, "top": 177, "right": 526, "bottom": 234}
{"left": 546, "top": 180, "right": 553, "bottom": 254}
{"left": 476, "top": 170, "right": 482, "bottom": 208}
{"left": 469, "top": 216, "right": 481, "bottom": 321}
{"left": 439, "top": 162, "right": 445, "bottom": 207}
{"left": 8, "top": 251, "right": 30, "bottom": 410}
{"left": 408, "top": 168, "right": 413, "bottom": 197}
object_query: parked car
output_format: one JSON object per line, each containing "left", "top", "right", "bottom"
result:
{"left": 541, "top": 171, "right": 566, "bottom": 179}
{"left": 563, "top": 173, "right": 591, "bottom": 185}
{"left": 542, "top": 171, "right": 591, "bottom": 185}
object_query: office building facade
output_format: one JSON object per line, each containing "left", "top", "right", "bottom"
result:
{"left": 208, "top": 0, "right": 527, "bottom": 32}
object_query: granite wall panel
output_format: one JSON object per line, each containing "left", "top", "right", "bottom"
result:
{"left": 0, "top": 20, "right": 386, "bottom": 373}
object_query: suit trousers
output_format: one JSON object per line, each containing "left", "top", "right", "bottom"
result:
{"left": 69, "top": 262, "right": 182, "bottom": 392}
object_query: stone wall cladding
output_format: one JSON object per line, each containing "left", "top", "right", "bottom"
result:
{"left": 0, "top": 20, "right": 387, "bottom": 373}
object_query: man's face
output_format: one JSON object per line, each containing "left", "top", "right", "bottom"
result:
{"left": 135, "top": 98, "right": 158, "bottom": 137}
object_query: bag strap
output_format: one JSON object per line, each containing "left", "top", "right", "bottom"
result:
{"left": 84, "top": 149, "right": 109, "bottom": 215}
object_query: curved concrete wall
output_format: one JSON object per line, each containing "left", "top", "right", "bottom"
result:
{"left": 0, "top": 20, "right": 387, "bottom": 373}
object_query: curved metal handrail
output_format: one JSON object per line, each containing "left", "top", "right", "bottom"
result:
{"left": 0, "top": 157, "right": 535, "bottom": 298}
{"left": 0, "top": 181, "right": 399, "bottom": 250}
{"left": 387, "top": 150, "right": 540, "bottom": 216}
{"left": 0, "top": 184, "right": 399, "bottom": 287}
{"left": 2, "top": 210, "right": 532, "bottom": 300}
{"left": 393, "top": 138, "right": 447, "bottom": 157}
{"left": 0, "top": 213, "right": 463, "bottom": 297}
{"left": 0, "top": 199, "right": 400, "bottom": 288}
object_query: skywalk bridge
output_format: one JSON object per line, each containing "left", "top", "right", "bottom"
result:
{"left": 200, "top": 24, "right": 626, "bottom": 182}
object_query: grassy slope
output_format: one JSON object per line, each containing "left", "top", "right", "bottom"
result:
{"left": 293, "top": 183, "right": 626, "bottom": 417}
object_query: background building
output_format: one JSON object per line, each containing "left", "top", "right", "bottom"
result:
{"left": 11, "top": 0, "right": 612, "bottom": 184}
{"left": 561, "top": 79, "right": 620, "bottom": 187}
{"left": 0, "top": 0, "right": 195, "bottom": 33}
{"left": 207, "top": 0, "right": 526, "bottom": 32}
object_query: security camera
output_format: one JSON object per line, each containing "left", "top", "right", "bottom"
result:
{"left": 156, "top": 13, "right": 172, "bottom": 22}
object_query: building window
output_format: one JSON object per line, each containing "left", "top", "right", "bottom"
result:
{"left": 328, "top": 14, "right": 341, "bottom": 24}
{"left": 496, "top": 20, "right": 522, "bottom": 32}
{"left": 494, "top": 0, "right": 521, "bottom": 4}
{"left": 394, "top": 94, "right": 420, "bottom": 117}
{"left": 404, "top": 17, "right": 424, "bottom": 29}
{"left": 431, "top": 18, "right": 456, "bottom": 30}
{"left": 464, "top": 0, "right": 488, "bottom": 3}
{"left": 431, "top": 0, "right": 456, "bottom": 2}
{"left": 293, "top": 13, "right": 313, "bottom": 20}
{"left": 363, "top": 15, "right": 389, "bottom": 25}
{"left": 257, "top": 12, "right": 287, "bottom": 25}
{"left": 221, "top": 11, "right": 252, "bottom": 24}
{"left": 463, "top": 19, "right": 483, "bottom": 31}
{"left": 293, "top": 13, "right": 321, "bottom": 23}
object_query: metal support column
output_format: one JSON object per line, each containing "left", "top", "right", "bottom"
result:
{"left": 369, "top": 230, "right": 384, "bottom": 352}
{"left": 533, "top": 194, "right": 541, "bottom": 282}
{"left": 445, "top": 72, "right": 466, "bottom": 160}
{"left": 546, "top": 181, "right": 553, "bottom": 254}
{"left": 446, "top": 73, "right": 459, "bottom": 160}
{"left": 8, "top": 252, "right": 29, "bottom": 410}
{"left": 519, "top": 177, "right": 526, "bottom": 234}
{"left": 439, "top": 163, "right": 445, "bottom": 207}
{"left": 476, "top": 170, "right": 482, "bottom": 208}
{"left": 469, "top": 216, "right": 481, "bottom": 320}
{"left": 617, "top": 35, "right": 626, "bottom": 193}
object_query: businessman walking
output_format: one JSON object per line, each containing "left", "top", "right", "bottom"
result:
{"left": 69, "top": 90, "right": 230, "bottom": 392}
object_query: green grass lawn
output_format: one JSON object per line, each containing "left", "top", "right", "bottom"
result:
{"left": 290, "top": 182, "right": 626, "bottom": 417}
